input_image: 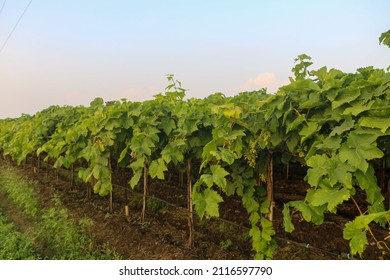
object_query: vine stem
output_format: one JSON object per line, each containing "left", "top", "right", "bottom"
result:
{"left": 350, "top": 196, "right": 382, "bottom": 249}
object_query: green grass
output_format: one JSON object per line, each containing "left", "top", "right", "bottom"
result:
{"left": 0, "top": 211, "right": 38, "bottom": 259}
{"left": 0, "top": 168, "right": 39, "bottom": 217}
{"left": 0, "top": 165, "right": 121, "bottom": 260}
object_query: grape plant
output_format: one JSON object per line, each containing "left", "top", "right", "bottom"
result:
{"left": 1, "top": 34, "right": 390, "bottom": 259}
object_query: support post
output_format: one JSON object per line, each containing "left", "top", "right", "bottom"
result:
{"left": 141, "top": 163, "right": 148, "bottom": 224}
{"left": 266, "top": 152, "right": 274, "bottom": 221}
{"left": 109, "top": 153, "right": 113, "bottom": 212}
{"left": 187, "top": 160, "right": 194, "bottom": 249}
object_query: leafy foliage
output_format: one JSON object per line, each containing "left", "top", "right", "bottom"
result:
{"left": 379, "top": 29, "right": 390, "bottom": 48}
{"left": 0, "top": 43, "right": 389, "bottom": 259}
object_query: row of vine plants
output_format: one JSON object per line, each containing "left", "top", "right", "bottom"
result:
{"left": 1, "top": 41, "right": 390, "bottom": 258}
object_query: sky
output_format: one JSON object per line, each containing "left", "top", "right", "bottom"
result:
{"left": 0, "top": 0, "right": 389, "bottom": 119}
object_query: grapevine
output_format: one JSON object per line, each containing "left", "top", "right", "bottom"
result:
{"left": 1, "top": 33, "right": 390, "bottom": 259}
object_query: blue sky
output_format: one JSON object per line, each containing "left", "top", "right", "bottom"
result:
{"left": 0, "top": 0, "right": 389, "bottom": 118}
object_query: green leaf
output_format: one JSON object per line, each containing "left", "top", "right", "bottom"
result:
{"left": 249, "top": 212, "right": 260, "bottom": 225}
{"left": 159, "top": 118, "right": 176, "bottom": 135}
{"left": 249, "top": 226, "right": 261, "bottom": 244}
{"left": 288, "top": 201, "right": 325, "bottom": 225}
{"left": 343, "top": 222, "right": 367, "bottom": 257}
{"left": 329, "top": 118, "right": 355, "bottom": 136}
{"left": 343, "top": 100, "right": 373, "bottom": 116}
{"left": 129, "top": 157, "right": 144, "bottom": 171}
{"left": 210, "top": 148, "right": 237, "bottom": 165}
{"left": 131, "top": 134, "right": 156, "bottom": 156}
{"left": 94, "top": 180, "right": 112, "bottom": 196}
{"left": 242, "top": 188, "right": 259, "bottom": 213}
{"left": 200, "top": 165, "right": 230, "bottom": 189}
{"left": 359, "top": 116, "right": 390, "bottom": 133}
{"left": 379, "top": 29, "right": 390, "bottom": 47}
{"left": 286, "top": 134, "right": 299, "bottom": 152}
{"left": 306, "top": 187, "right": 350, "bottom": 211}
{"left": 299, "top": 122, "right": 319, "bottom": 143}
{"left": 161, "top": 144, "right": 184, "bottom": 165}
{"left": 260, "top": 217, "right": 275, "bottom": 241}
{"left": 300, "top": 91, "right": 323, "bottom": 109}
{"left": 343, "top": 212, "right": 390, "bottom": 256}
{"left": 331, "top": 89, "right": 361, "bottom": 110}
{"left": 283, "top": 201, "right": 326, "bottom": 232}
{"left": 328, "top": 162, "right": 354, "bottom": 188}
{"left": 316, "top": 135, "right": 342, "bottom": 152}
{"left": 79, "top": 145, "right": 100, "bottom": 162}
{"left": 92, "top": 164, "right": 104, "bottom": 179}
{"left": 118, "top": 145, "right": 130, "bottom": 163}
{"left": 339, "top": 132, "right": 384, "bottom": 173}
{"left": 260, "top": 199, "right": 270, "bottom": 214}
{"left": 149, "top": 158, "right": 168, "bottom": 179}
{"left": 286, "top": 114, "right": 306, "bottom": 134}
{"left": 129, "top": 169, "right": 143, "bottom": 189}
{"left": 201, "top": 140, "right": 217, "bottom": 161}
{"left": 193, "top": 188, "right": 223, "bottom": 219}
{"left": 355, "top": 166, "right": 380, "bottom": 204}
{"left": 222, "top": 106, "right": 242, "bottom": 118}
{"left": 282, "top": 204, "right": 295, "bottom": 232}
{"left": 305, "top": 154, "right": 332, "bottom": 187}
{"left": 309, "top": 155, "right": 356, "bottom": 188}
{"left": 78, "top": 167, "right": 93, "bottom": 182}
{"left": 220, "top": 148, "right": 237, "bottom": 164}
{"left": 270, "top": 130, "right": 282, "bottom": 146}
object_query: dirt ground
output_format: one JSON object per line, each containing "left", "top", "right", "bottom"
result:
{"left": 1, "top": 159, "right": 389, "bottom": 260}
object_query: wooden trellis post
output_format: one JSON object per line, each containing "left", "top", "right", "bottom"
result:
{"left": 141, "top": 163, "right": 148, "bottom": 224}
{"left": 187, "top": 160, "right": 194, "bottom": 249}
{"left": 266, "top": 152, "right": 274, "bottom": 221}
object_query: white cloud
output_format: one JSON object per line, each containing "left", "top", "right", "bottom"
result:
{"left": 238, "top": 72, "right": 288, "bottom": 93}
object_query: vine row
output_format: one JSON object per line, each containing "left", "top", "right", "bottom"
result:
{"left": 1, "top": 47, "right": 390, "bottom": 258}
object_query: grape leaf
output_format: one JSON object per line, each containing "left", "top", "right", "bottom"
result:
{"left": 343, "top": 100, "right": 373, "bottom": 116}
{"left": 327, "top": 157, "right": 355, "bottom": 188}
{"left": 129, "top": 169, "right": 143, "bottom": 188}
{"left": 242, "top": 187, "right": 259, "bottom": 213}
{"left": 331, "top": 88, "right": 361, "bottom": 110}
{"left": 316, "top": 135, "right": 342, "bottom": 152}
{"left": 282, "top": 204, "right": 295, "bottom": 232}
{"left": 306, "top": 187, "right": 350, "bottom": 211}
{"left": 159, "top": 118, "right": 176, "bottom": 135}
{"left": 129, "top": 157, "right": 145, "bottom": 171}
{"left": 355, "top": 166, "right": 383, "bottom": 205}
{"left": 359, "top": 116, "right": 390, "bottom": 133}
{"left": 305, "top": 154, "right": 332, "bottom": 187}
{"left": 94, "top": 181, "right": 111, "bottom": 196}
{"left": 283, "top": 201, "right": 325, "bottom": 231}
{"left": 78, "top": 167, "right": 93, "bottom": 182}
{"left": 343, "top": 222, "right": 367, "bottom": 257}
{"left": 193, "top": 188, "right": 223, "bottom": 219}
{"left": 286, "top": 114, "right": 306, "bottom": 134}
{"left": 218, "top": 148, "right": 237, "bottom": 165}
{"left": 200, "top": 165, "right": 230, "bottom": 189}
{"left": 161, "top": 142, "right": 185, "bottom": 165}
{"left": 260, "top": 217, "right": 275, "bottom": 241}
{"left": 329, "top": 117, "right": 355, "bottom": 136}
{"left": 339, "top": 132, "right": 384, "bottom": 173}
{"left": 149, "top": 158, "right": 168, "bottom": 179}
{"left": 299, "top": 121, "right": 319, "bottom": 143}
{"left": 343, "top": 212, "right": 390, "bottom": 256}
